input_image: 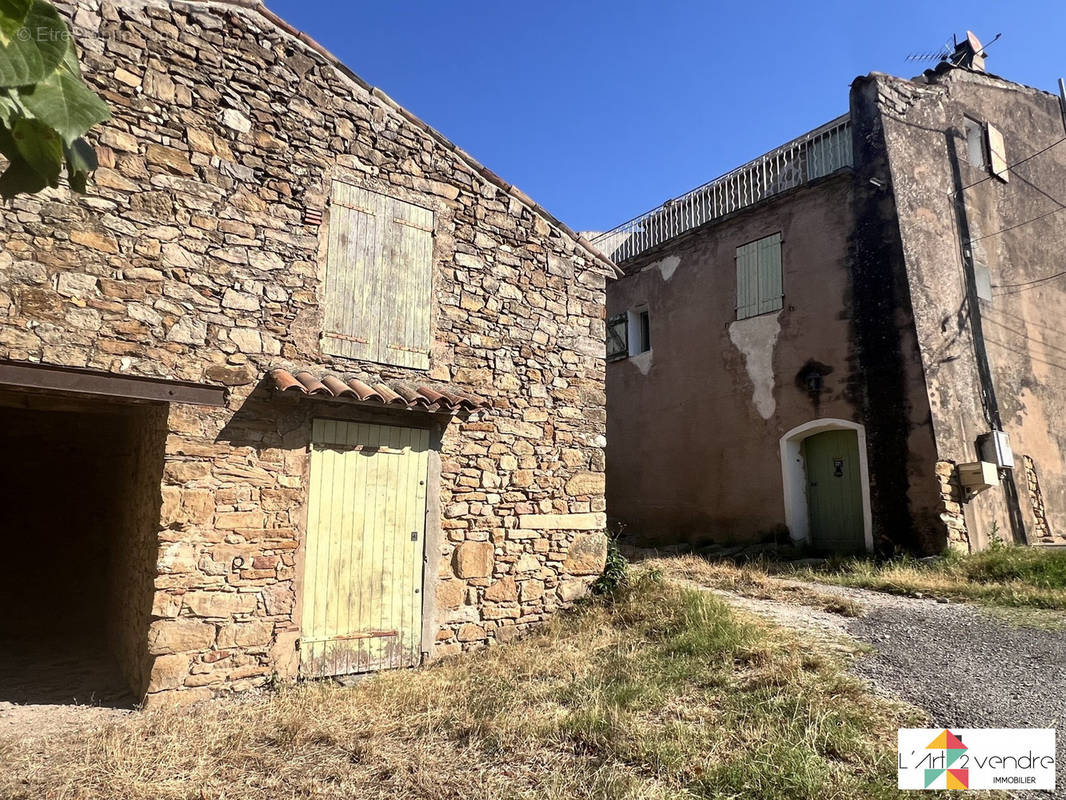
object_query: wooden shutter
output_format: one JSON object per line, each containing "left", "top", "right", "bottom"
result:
{"left": 736, "top": 233, "right": 782, "bottom": 319}
{"left": 379, "top": 196, "right": 433, "bottom": 369}
{"left": 321, "top": 182, "right": 433, "bottom": 369}
{"left": 606, "top": 313, "right": 628, "bottom": 360}
{"left": 322, "top": 183, "right": 380, "bottom": 362}
{"left": 756, "top": 232, "right": 783, "bottom": 315}
{"left": 986, "top": 123, "right": 1009, "bottom": 182}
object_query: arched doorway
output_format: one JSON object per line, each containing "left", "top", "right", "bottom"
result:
{"left": 779, "top": 419, "right": 873, "bottom": 553}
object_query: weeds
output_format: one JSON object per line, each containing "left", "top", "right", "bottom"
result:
{"left": 794, "top": 546, "right": 1066, "bottom": 610}
{"left": 0, "top": 573, "right": 922, "bottom": 800}
{"left": 591, "top": 533, "right": 629, "bottom": 596}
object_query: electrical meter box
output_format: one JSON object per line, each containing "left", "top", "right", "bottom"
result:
{"left": 959, "top": 461, "right": 1000, "bottom": 490}
{"left": 978, "top": 431, "right": 1014, "bottom": 470}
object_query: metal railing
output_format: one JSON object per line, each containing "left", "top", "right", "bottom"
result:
{"left": 592, "top": 115, "right": 853, "bottom": 264}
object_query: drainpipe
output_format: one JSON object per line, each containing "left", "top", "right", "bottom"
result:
{"left": 1059, "top": 78, "right": 1066, "bottom": 136}
{"left": 946, "top": 135, "right": 1027, "bottom": 545}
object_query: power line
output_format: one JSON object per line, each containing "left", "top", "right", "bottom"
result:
{"left": 955, "top": 135, "right": 1066, "bottom": 194}
{"left": 993, "top": 267, "right": 1066, "bottom": 294}
{"left": 967, "top": 203, "right": 1066, "bottom": 243}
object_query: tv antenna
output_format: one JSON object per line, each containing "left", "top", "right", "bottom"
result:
{"left": 905, "top": 32, "right": 1001, "bottom": 66}
{"left": 905, "top": 38, "right": 953, "bottom": 64}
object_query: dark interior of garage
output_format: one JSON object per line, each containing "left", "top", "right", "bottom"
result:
{"left": 0, "top": 392, "right": 166, "bottom": 708}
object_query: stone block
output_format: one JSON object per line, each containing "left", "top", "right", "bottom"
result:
{"left": 146, "top": 653, "right": 191, "bottom": 692}
{"left": 564, "top": 472, "right": 605, "bottom": 497}
{"left": 483, "top": 576, "right": 517, "bottom": 602}
{"left": 453, "top": 541, "right": 494, "bottom": 578}
{"left": 436, "top": 580, "right": 465, "bottom": 610}
{"left": 564, "top": 533, "right": 608, "bottom": 576}
{"left": 183, "top": 590, "right": 259, "bottom": 618}
{"left": 215, "top": 510, "right": 265, "bottom": 530}
{"left": 148, "top": 619, "right": 216, "bottom": 655}
{"left": 262, "top": 582, "right": 295, "bottom": 615}
{"left": 456, "top": 623, "right": 485, "bottom": 642}
{"left": 557, "top": 580, "right": 589, "bottom": 603}
{"left": 217, "top": 619, "right": 274, "bottom": 648}
{"left": 518, "top": 513, "right": 606, "bottom": 531}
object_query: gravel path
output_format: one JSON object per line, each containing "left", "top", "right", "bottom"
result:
{"left": 709, "top": 581, "right": 1066, "bottom": 797}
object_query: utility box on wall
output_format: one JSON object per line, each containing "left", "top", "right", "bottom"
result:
{"left": 978, "top": 431, "right": 1014, "bottom": 470}
{"left": 959, "top": 461, "right": 1000, "bottom": 492}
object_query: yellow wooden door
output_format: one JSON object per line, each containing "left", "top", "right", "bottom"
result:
{"left": 301, "top": 419, "right": 429, "bottom": 677}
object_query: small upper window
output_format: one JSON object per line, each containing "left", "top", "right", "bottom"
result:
{"left": 628, "top": 307, "right": 651, "bottom": 355}
{"left": 606, "top": 306, "right": 651, "bottom": 361}
{"left": 964, "top": 117, "right": 988, "bottom": 169}
{"left": 964, "top": 117, "right": 1009, "bottom": 182}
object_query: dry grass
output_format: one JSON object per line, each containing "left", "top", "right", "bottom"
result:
{"left": 0, "top": 574, "right": 924, "bottom": 800}
{"left": 787, "top": 547, "right": 1066, "bottom": 611}
{"left": 651, "top": 555, "right": 864, "bottom": 618}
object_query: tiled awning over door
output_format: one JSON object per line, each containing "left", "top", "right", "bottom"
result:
{"left": 269, "top": 368, "right": 489, "bottom": 416}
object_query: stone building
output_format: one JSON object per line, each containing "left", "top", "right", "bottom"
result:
{"left": 0, "top": 0, "right": 615, "bottom": 707}
{"left": 601, "top": 35, "right": 1066, "bottom": 555}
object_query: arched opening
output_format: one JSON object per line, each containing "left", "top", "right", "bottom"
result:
{"left": 780, "top": 419, "right": 873, "bottom": 553}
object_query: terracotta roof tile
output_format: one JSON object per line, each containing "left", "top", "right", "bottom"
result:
{"left": 269, "top": 369, "right": 489, "bottom": 415}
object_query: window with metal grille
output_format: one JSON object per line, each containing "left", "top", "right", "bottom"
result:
{"left": 735, "top": 232, "right": 783, "bottom": 320}
{"left": 321, "top": 182, "right": 434, "bottom": 369}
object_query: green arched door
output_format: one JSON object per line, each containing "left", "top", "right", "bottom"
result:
{"left": 802, "top": 429, "right": 865, "bottom": 553}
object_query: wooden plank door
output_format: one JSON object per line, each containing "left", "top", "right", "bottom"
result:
{"left": 300, "top": 420, "right": 429, "bottom": 678}
{"left": 803, "top": 429, "right": 864, "bottom": 553}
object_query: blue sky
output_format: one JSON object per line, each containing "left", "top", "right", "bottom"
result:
{"left": 270, "top": 0, "right": 1066, "bottom": 232}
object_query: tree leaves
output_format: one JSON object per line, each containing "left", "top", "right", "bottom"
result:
{"left": 0, "top": 1, "right": 68, "bottom": 86}
{"left": 0, "top": 0, "right": 108, "bottom": 198}
{"left": 12, "top": 116, "right": 60, "bottom": 182}
{"left": 21, "top": 66, "right": 110, "bottom": 145}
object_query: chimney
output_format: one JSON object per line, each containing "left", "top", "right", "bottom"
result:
{"left": 951, "top": 31, "right": 986, "bottom": 71}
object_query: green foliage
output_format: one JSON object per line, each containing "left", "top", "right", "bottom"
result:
{"left": 960, "top": 545, "right": 1066, "bottom": 590}
{"left": 0, "top": 0, "right": 109, "bottom": 197}
{"left": 794, "top": 546, "right": 1066, "bottom": 610}
{"left": 590, "top": 534, "right": 629, "bottom": 596}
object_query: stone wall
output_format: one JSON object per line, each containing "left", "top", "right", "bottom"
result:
{"left": 0, "top": 0, "right": 609, "bottom": 703}
{"left": 934, "top": 460, "right": 969, "bottom": 551}
{"left": 108, "top": 403, "right": 169, "bottom": 696}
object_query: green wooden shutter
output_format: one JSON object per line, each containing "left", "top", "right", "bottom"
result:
{"left": 736, "top": 240, "right": 760, "bottom": 319}
{"left": 322, "top": 183, "right": 381, "bottom": 361}
{"left": 756, "top": 232, "right": 783, "bottom": 315}
{"left": 322, "top": 183, "right": 434, "bottom": 368}
{"left": 379, "top": 196, "right": 433, "bottom": 369}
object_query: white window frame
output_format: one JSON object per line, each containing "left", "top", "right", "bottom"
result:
{"left": 627, "top": 306, "right": 651, "bottom": 356}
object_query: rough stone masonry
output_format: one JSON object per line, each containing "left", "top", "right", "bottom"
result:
{"left": 0, "top": 0, "right": 614, "bottom": 706}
